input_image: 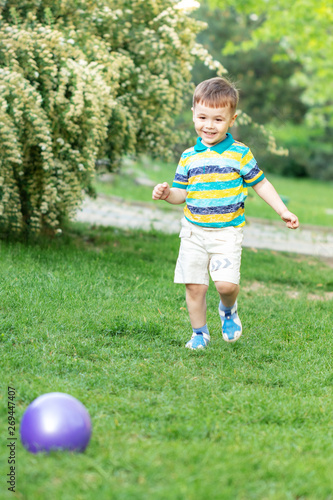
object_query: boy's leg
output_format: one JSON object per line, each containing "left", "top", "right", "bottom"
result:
{"left": 186, "top": 283, "right": 208, "bottom": 328}
{"left": 215, "top": 281, "right": 239, "bottom": 308}
{"left": 207, "top": 227, "right": 243, "bottom": 343}
{"left": 215, "top": 281, "right": 242, "bottom": 343}
{"left": 185, "top": 283, "right": 210, "bottom": 349}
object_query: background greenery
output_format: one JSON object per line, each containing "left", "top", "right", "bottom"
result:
{"left": 176, "top": 1, "right": 333, "bottom": 180}
{"left": 1, "top": 0, "right": 332, "bottom": 236}
{"left": 0, "top": 0, "right": 221, "bottom": 235}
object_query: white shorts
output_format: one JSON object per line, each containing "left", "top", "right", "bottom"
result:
{"left": 174, "top": 218, "right": 243, "bottom": 286}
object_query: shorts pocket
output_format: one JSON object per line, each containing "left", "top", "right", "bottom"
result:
{"left": 232, "top": 227, "right": 244, "bottom": 244}
{"left": 179, "top": 227, "right": 192, "bottom": 239}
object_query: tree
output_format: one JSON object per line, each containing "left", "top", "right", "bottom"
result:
{"left": 207, "top": 0, "right": 333, "bottom": 179}
{"left": 209, "top": 0, "right": 333, "bottom": 127}
{"left": 0, "top": 0, "right": 223, "bottom": 235}
{"left": 192, "top": 4, "right": 307, "bottom": 124}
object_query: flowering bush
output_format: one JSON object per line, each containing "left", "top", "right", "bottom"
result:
{"left": 0, "top": 0, "right": 224, "bottom": 235}
{"left": 0, "top": 24, "right": 113, "bottom": 234}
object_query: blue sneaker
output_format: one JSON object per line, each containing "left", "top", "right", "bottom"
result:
{"left": 219, "top": 301, "right": 242, "bottom": 343}
{"left": 185, "top": 332, "right": 210, "bottom": 350}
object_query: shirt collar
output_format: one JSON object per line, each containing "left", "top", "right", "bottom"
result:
{"left": 194, "top": 133, "right": 234, "bottom": 154}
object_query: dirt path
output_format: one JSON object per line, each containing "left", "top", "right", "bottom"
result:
{"left": 75, "top": 194, "right": 333, "bottom": 259}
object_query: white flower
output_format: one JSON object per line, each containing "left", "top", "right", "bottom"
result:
{"left": 174, "top": 0, "right": 200, "bottom": 12}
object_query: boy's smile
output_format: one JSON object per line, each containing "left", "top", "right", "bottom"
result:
{"left": 192, "top": 102, "right": 237, "bottom": 147}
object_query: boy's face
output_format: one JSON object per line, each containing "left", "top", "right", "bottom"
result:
{"left": 192, "top": 102, "right": 237, "bottom": 147}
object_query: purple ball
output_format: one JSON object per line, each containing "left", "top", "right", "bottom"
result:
{"left": 20, "top": 392, "right": 92, "bottom": 453}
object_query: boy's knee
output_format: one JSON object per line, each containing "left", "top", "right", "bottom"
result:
{"left": 215, "top": 281, "right": 238, "bottom": 296}
{"left": 186, "top": 283, "right": 208, "bottom": 300}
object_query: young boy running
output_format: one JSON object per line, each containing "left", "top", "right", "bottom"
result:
{"left": 152, "top": 77, "right": 299, "bottom": 349}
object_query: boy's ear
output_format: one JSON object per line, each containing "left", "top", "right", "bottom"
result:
{"left": 230, "top": 113, "right": 238, "bottom": 127}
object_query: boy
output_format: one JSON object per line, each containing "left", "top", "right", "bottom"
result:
{"left": 152, "top": 77, "right": 299, "bottom": 349}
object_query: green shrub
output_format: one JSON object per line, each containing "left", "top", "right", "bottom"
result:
{"left": 0, "top": 0, "right": 223, "bottom": 235}
{"left": 0, "top": 22, "right": 113, "bottom": 234}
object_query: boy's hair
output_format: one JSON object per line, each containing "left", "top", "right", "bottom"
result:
{"left": 193, "top": 77, "right": 239, "bottom": 112}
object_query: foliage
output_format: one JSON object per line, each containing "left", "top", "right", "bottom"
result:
{"left": 256, "top": 122, "right": 333, "bottom": 181}
{"left": 206, "top": 0, "right": 333, "bottom": 180}
{"left": 0, "top": 0, "right": 224, "bottom": 236}
{"left": 209, "top": 0, "right": 333, "bottom": 126}
{"left": 0, "top": 22, "right": 112, "bottom": 234}
{"left": 191, "top": 4, "right": 307, "bottom": 125}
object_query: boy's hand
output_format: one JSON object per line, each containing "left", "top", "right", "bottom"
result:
{"left": 281, "top": 210, "right": 299, "bottom": 229}
{"left": 152, "top": 182, "right": 170, "bottom": 201}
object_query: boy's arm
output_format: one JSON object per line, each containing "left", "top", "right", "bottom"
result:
{"left": 252, "top": 178, "right": 299, "bottom": 229}
{"left": 152, "top": 182, "right": 186, "bottom": 205}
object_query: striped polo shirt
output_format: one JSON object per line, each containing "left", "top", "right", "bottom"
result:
{"left": 172, "top": 133, "right": 265, "bottom": 228}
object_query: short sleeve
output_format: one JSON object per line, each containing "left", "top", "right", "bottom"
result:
{"left": 240, "top": 148, "right": 265, "bottom": 186}
{"left": 172, "top": 152, "right": 189, "bottom": 189}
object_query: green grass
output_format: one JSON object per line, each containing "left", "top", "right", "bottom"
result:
{"left": 95, "top": 157, "right": 333, "bottom": 226}
{"left": 245, "top": 174, "right": 333, "bottom": 227}
{"left": 1, "top": 224, "right": 333, "bottom": 499}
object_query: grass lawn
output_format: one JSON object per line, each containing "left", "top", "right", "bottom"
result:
{"left": 95, "top": 157, "right": 333, "bottom": 227}
{"left": 1, "top": 223, "right": 333, "bottom": 499}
